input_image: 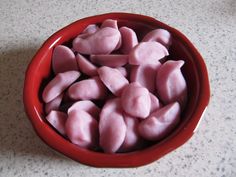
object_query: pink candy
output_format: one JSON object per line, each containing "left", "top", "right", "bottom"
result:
{"left": 42, "top": 19, "right": 188, "bottom": 154}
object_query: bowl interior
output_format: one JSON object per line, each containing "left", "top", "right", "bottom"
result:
{"left": 24, "top": 13, "right": 207, "bottom": 167}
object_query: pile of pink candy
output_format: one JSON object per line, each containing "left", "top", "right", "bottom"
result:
{"left": 42, "top": 19, "right": 187, "bottom": 153}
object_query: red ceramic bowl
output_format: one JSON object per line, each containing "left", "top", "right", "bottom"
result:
{"left": 23, "top": 12, "right": 210, "bottom": 167}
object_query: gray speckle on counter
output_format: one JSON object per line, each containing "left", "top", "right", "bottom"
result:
{"left": 0, "top": 0, "right": 236, "bottom": 176}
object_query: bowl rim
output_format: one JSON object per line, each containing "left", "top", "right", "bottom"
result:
{"left": 23, "top": 12, "right": 210, "bottom": 167}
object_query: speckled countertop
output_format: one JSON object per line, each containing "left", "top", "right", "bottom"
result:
{"left": 0, "top": 0, "right": 235, "bottom": 176}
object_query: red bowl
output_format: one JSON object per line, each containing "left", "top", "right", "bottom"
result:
{"left": 23, "top": 12, "right": 210, "bottom": 167}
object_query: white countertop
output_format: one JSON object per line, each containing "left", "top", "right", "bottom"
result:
{"left": 0, "top": 0, "right": 235, "bottom": 176}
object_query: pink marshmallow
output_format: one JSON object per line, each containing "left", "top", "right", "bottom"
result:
{"left": 119, "top": 26, "right": 138, "bottom": 54}
{"left": 99, "top": 98, "right": 126, "bottom": 153}
{"left": 42, "top": 71, "right": 80, "bottom": 103}
{"left": 101, "top": 19, "right": 118, "bottom": 29}
{"left": 138, "top": 102, "right": 180, "bottom": 141}
{"left": 68, "top": 100, "right": 101, "bottom": 120}
{"left": 98, "top": 66, "right": 129, "bottom": 96}
{"left": 101, "top": 19, "right": 121, "bottom": 50}
{"left": 119, "top": 114, "right": 141, "bottom": 152}
{"left": 130, "top": 60, "right": 161, "bottom": 93}
{"left": 121, "top": 82, "right": 151, "bottom": 118}
{"left": 73, "top": 27, "right": 120, "bottom": 55}
{"left": 66, "top": 109, "right": 99, "bottom": 149}
{"left": 45, "top": 93, "right": 63, "bottom": 114}
{"left": 46, "top": 110, "right": 67, "bottom": 135}
{"left": 142, "top": 29, "right": 172, "bottom": 48}
{"left": 156, "top": 60, "right": 187, "bottom": 107}
{"left": 149, "top": 93, "right": 161, "bottom": 113}
{"left": 90, "top": 54, "right": 128, "bottom": 67}
{"left": 116, "top": 67, "right": 128, "bottom": 77}
{"left": 52, "top": 45, "right": 78, "bottom": 74}
{"left": 76, "top": 54, "right": 97, "bottom": 76}
{"left": 129, "top": 42, "right": 169, "bottom": 65}
{"left": 82, "top": 24, "right": 99, "bottom": 34}
{"left": 68, "top": 76, "right": 107, "bottom": 100}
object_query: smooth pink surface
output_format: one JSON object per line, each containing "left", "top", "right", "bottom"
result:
{"left": 46, "top": 111, "right": 67, "bottom": 135}
{"left": 98, "top": 66, "right": 129, "bottom": 96}
{"left": 90, "top": 54, "right": 128, "bottom": 67}
{"left": 139, "top": 102, "right": 180, "bottom": 141}
{"left": 76, "top": 54, "right": 98, "bottom": 76}
{"left": 42, "top": 71, "right": 80, "bottom": 103}
{"left": 156, "top": 60, "right": 187, "bottom": 107}
{"left": 67, "top": 100, "right": 100, "bottom": 120}
{"left": 73, "top": 27, "right": 120, "bottom": 54}
{"left": 142, "top": 29, "right": 171, "bottom": 48}
{"left": 130, "top": 60, "right": 161, "bottom": 93}
{"left": 149, "top": 93, "right": 161, "bottom": 113}
{"left": 121, "top": 82, "right": 151, "bottom": 118}
{"left": 119, "top": 26, "right": 138, "bottom": 54}
{"left": 119, "top": 114, "right": 141, "bottom": 152}
{"left": 129, "top": 41, "right": 169, "bottom": 65}
{"left": 99, "top": 98, "right": 126, "bottom": 153}
{"left": 45, "top": 93, "right": 63, "bottom": 114}
{"left": 68, "top": 76, "right": 107, "bottom": 100}
{"left": 101, "top": 19, "right": 118, "bottom": 29}
{"left": 52, "top": 45, "right": 78, "bottom": 74}
{"left": 23, "top": 13, "right": 210, "bottom": 167}
{"left": 66, "top": 109, "right": 99, "bottom": 149}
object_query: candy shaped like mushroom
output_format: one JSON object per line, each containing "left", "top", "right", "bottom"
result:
{"left": 129, "top": 41, "right": 169, "bottom": 65}
{"left": 156, "top": 60, "right": 187, "bottom": 107}
{"left": 68, "top": 100, "right": 101, "bottom": 120}
{"left": 65, "top": 109, "right": 99, "bottom": 149}
{"left": 68, "top": 76, "right": 107, "bottom": 100}
{"left": 121, "top": 82, "right": 151, "bottom": 118}
{"left": 138, "top": 102, "right": 181, "bottom": 141}
{"left": 73, "top": 27, "right": 120, "bottom": 55}
{"left": 52, "top": 45, "right": 78, "bottom": 74}
{"left": 119, "top": 26, "right": 138, "bottom": 54}
{"left": 142, "top": 29, "right": 172, "bottom": 48}
{"left": 130, "top": 60, "right": 161, "bottom": 93}
{"left": 42, "top": 71, "right": 80, "bottom": 103}
{"left": 99, "top": 98, "right": 126, "bottom": 153}
{"left": 98, "top": 66, "right": 129, "bottom": 96}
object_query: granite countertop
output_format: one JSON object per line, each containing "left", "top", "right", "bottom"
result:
{"left": 0, "top": 0, "right": 235, "bottom": 176}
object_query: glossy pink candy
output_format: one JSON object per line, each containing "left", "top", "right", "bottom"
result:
{"left": 66, "top": 109, "right": 99, "bottom": 149}
{"left": 99, "top": 98, "right": 126, "bottom": 153}
{"left": 68, "top": 100, "right": 100, "bottom": 119}
{"left": 46, "top": 111, "right": 67, "bottom": 135}
{"left": 76, "top": 24, "right": 100, "bottom": 39}
{"left": 45, "top": 93, "right": 63, "bottom": 114}
{"left": 138, "top": 102, "right": 180, "bottom": 141}
{"left": 42, "top": 71, "right": 80, "bottom": 103}
{"left": 90, "top": 54, "right": 128, "bottom": 67}
{"left": 121, "top": 82, "right": 151, "bottom": 118}
{"left": 116, "top": 67, "right": 128, "bottom": 77}
{"left": 68, "top": 76, "right": 107, "bottom": 100}
{"left": 129, "top": 41, "right": 169, "bottom": 65}
{"left": 52, "top": 45, "right": 78, "bottom": 74}
{"left": 73, "top": 27, "right": 120, "bottom": 55}
{"left": 119, "top": 26, "right": 138, "bottom": 54}
{"left": 76, "top": 54, "right": 97, "bottom": 76}
{"left": 130, "top": 60, "right": 161, "bottom": 93}
{"left": 98, "top": 66, "right": 129, "bottom": 96}
{"left": 156, "top": 60, "right": 187, "bottom": 107}
{"left": 142, "top": 29, "right": 171, "bottom": 48}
